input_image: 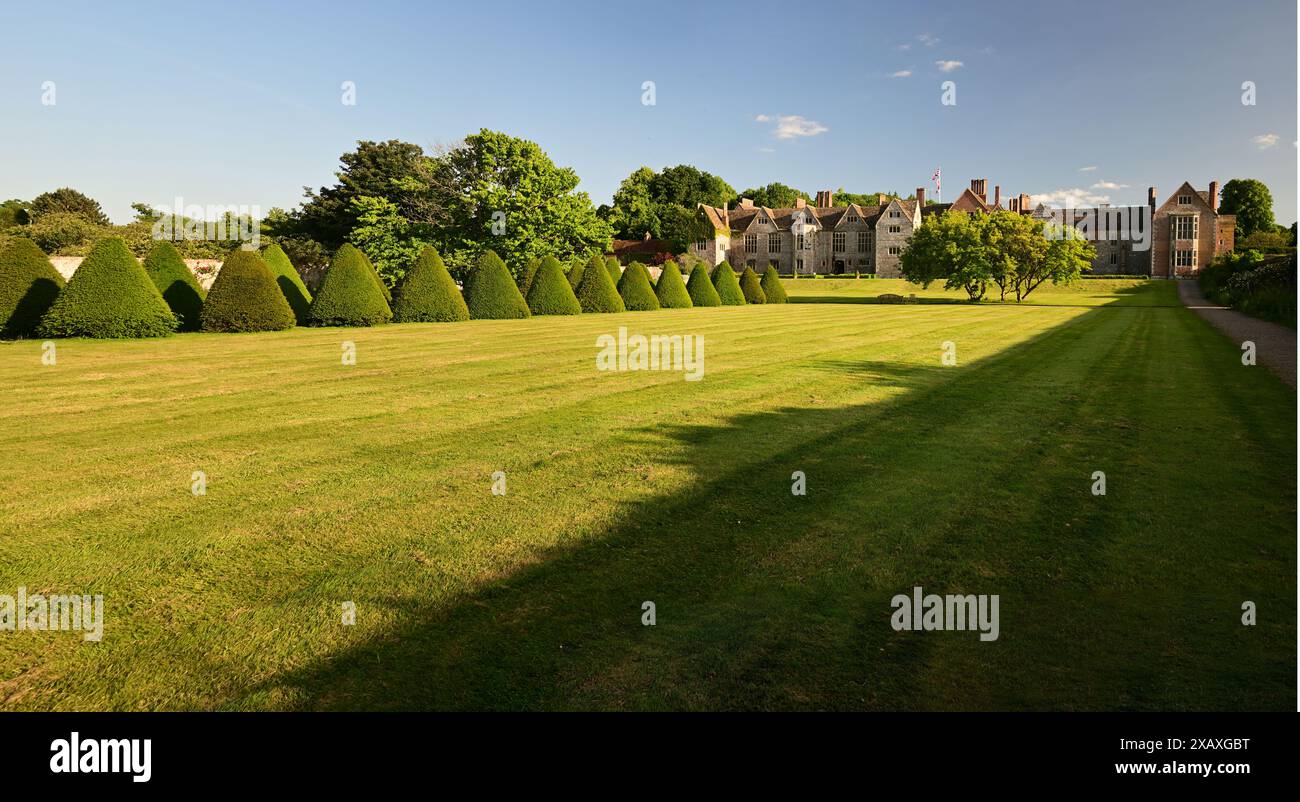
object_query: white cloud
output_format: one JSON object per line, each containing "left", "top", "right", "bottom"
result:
{"left": 1252, "top": 133, "right": 1280, "bottom": 149}
{"left": 896, "top": 43, "right": 912, "bottom": 51}
{"left": 918, "top": 33, "right": 939, "bottom": 47}
{"left": 754, "top": 114, "right": 828, "bottom": 139}
{"left": 935, "top": 60, "right": 963, "bottom": 73}
{"left": 1091, "top": 180, "right": 1129, "bottom": 190}
{"left": 1077, "top": 165, "right": 1098, "bottom": 172}
{"left": 756, "top": 147, "right": 775, "bottom": 153}
{"left": 1031, "top": 188, "right": 1112, "bottom": 208}
{"left": 890, "top": 70, "right": 913, "bottom": 78}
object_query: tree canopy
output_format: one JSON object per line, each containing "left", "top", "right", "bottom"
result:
{"left": 1218, "top": 179, "right": 1275, "bottom": 238}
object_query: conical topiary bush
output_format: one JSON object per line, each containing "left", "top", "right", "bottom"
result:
{"left": 465, "top": 250, "right": 530, "bottom": 319}
{"left": 0, "top": 238, "right": 65, "bottom": 338}
{"left": 391, "top": 246, "right": 470, "bottom": 322}
{"left": 711, "top": 262, "right": 747, "bottom": 305}
{"left": 760, "top": 266, "right": 788, "bottom": 303}
{"left": 605, "top": 256, "right": 621, "bottom": 285}
{"left": 566, "top": 256, "right": 585, "bottom": 289}
{"left": 653, "top": 261, "right": 692, "bottom": 309}
{"left": 307, "top": 243, "right": 393, "bottom": 327}
{"left": 38, "top": 238, "right": 176, "bottom": 338}
{"left": 200, "top": 250, "right": 296, "bottom": 332}
{"left": 739, "top": 266, "right": 766, "bottom": 304}
{"left": 143, "top": 241, "right": 205, "bottom": 331}
{"left": 261, "top": 242, "right": 312, "bottom": 324}
{"left": 525, "top": 256, "right": 582, "bottom": 315}
{"left": 518, "top": 258, "right": 541, "bottom": 297}
{"left": 617, "top": 261, "right": 660, "bottom": 311}
{"left": 686, "top": 263, "right": 721, "bottom": 307}
{"left": 574, "top": 253, "right": 624, "bottom": 313}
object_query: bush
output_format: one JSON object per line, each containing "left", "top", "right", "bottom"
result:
{"left": 739, "top": 266, "right": 766, "bottom": 304}
{"left": 617, "top": 261, "right": 660, "bottom": 311}
{"left": 686, "top": 263, "right": 721, "bottom": 306}
{"left": 575, "top": 253, "right": 625, "bottom": 313}
{"left": 654, "top": 260, "right": 693, "bottom": 309}
{"left": 877, "top": 293, "right": 905, "bottom": 304}
{"left": 143, "top": 241, "right": 205, "bottom": 331}
{"left": 465, "top": 250, "right": 530, "bottom": 319}
{"left": 711, "top": 262, "right": 747, "bottom": 305}
{"left": 566, "top": 256, "right": 585, "bottom": 289}
{"left": 759, "top": 266, "right": 788, "bottom": 303}
{"left": 23, "top": 212, "right": 103, "bottom": 254}
{"left": 605, "top": 256, "right": 621, "bottom": 285}
{"left": 307, "top": 243, "right": 394, "bottom": 326}
{"left": 392, "top": 246, "right": 470, "bottom": 322}
{"left": 261, "top": 243, "right": 312, "bottom": 324}
{"left": 200, "top": 250, "right": 296, "bottom": 332}
{"left": 518, "top": 258, "right": 541, "bottom": 297}
{"left": 526, "top": 256, "right": 582, "bottom": 315}
{"left": 38, "top": 238, "right": 176, "bottom": 338}
{"left": 0, "top": 239, "right": 64, "bottom": 338}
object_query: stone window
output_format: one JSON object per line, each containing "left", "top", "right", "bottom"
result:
{"left": 757, "top": 215, "right": 769, "bottom": 224}
{"left": 888, "top": 246, "right": 901, "bottom": 255}
{"left": 796, "top": 234, "right": 806, "bottom": 250}
{"left": 1177, "top": 194, "right": 1192, "bottom": 205}
{"left": 695, "top": 239, "right": 707, "bottom": 251}
{"left": 858, "top": 231, "right": 871, "bottom": 251}
{"left": 796, "top": 258, "right": 804, "bottom": 273}
{"left": 846, "top": 213, "right": 859, "bottom": 223}
{"left": 767, "top": 233, "right": 781, "bottom": 252}
{"left": 1110, "top": 253, "right": 1118, "bottom": 265}
{"left": 889, "top": 209, "right": 901, "bottom": 218}
{"left": 1175, "top": 249, "right": 1194, "bottom": 267}
{"left": 889, "top": 225, "right": 902, "bottom": 234}
{"left": 745, "top": 233, "right": 757, "bottom": 252}
{"left": 1174, "top": 216, "right": 1196, "bottom": 239}
{"left": 833, "top": 232, "right": 845, "bottom": 252}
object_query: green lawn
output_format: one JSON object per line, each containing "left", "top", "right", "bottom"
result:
{"left": 0, "top": 279, "right": 1293, "bottom": 710}
{"left": 786, "top": 276, "right": 1160, "bottom": 306}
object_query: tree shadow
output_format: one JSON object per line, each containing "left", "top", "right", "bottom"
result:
{"left": 2, "top": 277, "right": 62, "bottom": 338}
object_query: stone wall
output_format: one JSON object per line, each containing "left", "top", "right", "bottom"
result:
{"left": 49, "top": 256, "right": 223, "bottom": 289}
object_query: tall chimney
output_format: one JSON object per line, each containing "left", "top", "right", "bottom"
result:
{"left": 994, "top": 185, "right": 1001, "bottom": 208}
{"left": 877, "top": 193, "right": 888, "bottom": 205}
{"left": 1208, "top": 181, "right": 1219, "bottom": 212}
{"left": 971, "top": 178, "right": 987, "bottom": 201}
{"left": 823, "top": 190, "right": 833, "bottom": 208}
{"left": 1010, "top": 197, "right": 1019, "bottom": 213}
{"left": 1019, "top": 193, "right": 1030, "bottom": 213}
{"left": 1147, "top": 186, "right": 1157, "bottom": 208}
{"left": 916, "top": 187, "right": 926, "bottom": 206}
{"left": 795, "top": 197, "right": 807, "bottom": 209}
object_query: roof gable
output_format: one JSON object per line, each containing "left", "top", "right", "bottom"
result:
{"left": 1156, "top": 181, "right": 1214, "bottom": 215}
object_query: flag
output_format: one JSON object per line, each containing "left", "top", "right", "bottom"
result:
{"left": 931, "top": 167, "right": 941, "bottom": 192}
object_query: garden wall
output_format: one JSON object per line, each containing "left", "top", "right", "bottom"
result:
{"left": 50, "top": 256, "right": 223, "bottom": 290}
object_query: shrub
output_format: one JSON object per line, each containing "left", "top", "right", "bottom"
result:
{"left": 575, "top": 253, "right": 625, "bottom": 313}
{"left": 566, "top": 256, "right": 586, "bottom": 289}
{"left": 526, "top": 256, "right": 582, "bottom": 315}
{"left": 365, "top": 249, "right": 393, "bottom": 304}
{"left": 877, "top": 293, "right": 905, "bottom": 304}
{"left": 465, "top": 250, "right": 530, "bottom": 319}
{"left": 759, "top": 266, "right": 788, "bottom": 303}
{"left": 739, "top": 266, "right": 766, "bottom": 304}
{"left": 0, "top": 239, "right": 64, "bottom": 338}
{"left": 392, "top": 246, "right": 470, "bottom": 322}
{"left": 654, "top": 260, "right": 693, "bottom": 309}
{"left": 605, "top": 256, "right": 621, "bottom": 285}
{"left": 518, "top": 258, "right": 541, "bottom": 296}
{"left": 617, "top": 261, "right": 660, "bottom": 311}
{"left": 38, "top": 238, "right": 176, "bottom": 338}
{"left": 143, "top": 241, "right": 205, "bottom": 331}
{"left": 200, "top": 250, "right": 296, "bottom": 332}
{"left": 307, "top": 243, "right": 393, "bottom": 326}
{"left": 261, "top": 243, "right": 312, "bottom": 324}
{"left": 686, "top": 263, "right": 722, "bottom": 306}
{"left": 711, "top": 262, "right": 747, "bottom": 305}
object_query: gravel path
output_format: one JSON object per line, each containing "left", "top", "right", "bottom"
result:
{"left": 1178, "top": 280, "right": 1296, "bottom": 389}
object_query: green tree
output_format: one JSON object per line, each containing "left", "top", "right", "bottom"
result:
{"left": 759, "top": 266, "right": 788, "bottom": 303}
{"left": 525, "top": 256, "right": 582, "bottom": 316}
{"left": 737, "top": 183, "right": 810, "bottom": 209}
{"left": 39, "top": 238, "right": 177, "bottom": 338}
{"left": 617, "top": 262, "right": 660, "bottom": 311}
{"left": 574, "top": 253, "right": 624, "bottom": 313}
{"left": 738, "top": 266, "right": 766, "bottom": 303}
{"left": 0, "top": 239, "right": 63, "bottom": 338}
{"left": 1015, "top": 221, "right": 1093, "bottom": 301}
{"left": 654, "top": 261, "right": 693, "bottom": 308}
{"left": 347, "top": 195, "right": 434, "bottom": 288}
{"left": 1218, "top": 179, "right": 1275, "bottom": 238}
{"left": 391, "top": 246, "right": 470, "bottom": 323}
{"left": 28, "top": 188, "right": 111, "bottom": 226}
{"left": 289, "top": 140, "right": 430, "bottom": 247}
{"left": 200, "top": 250, "right": 296, "bottom": 333}
{"left": 0, "top": 199, "right": 29, "bottom": 228}
{"left": 464, "top": 250, "right": 530, "bottom": 319}
{"left": 899, "top": 211, "right": 997, "bottom": 301}
{"left": 261, "top": 243, "right": 313, "bottom": 324}
{"left": 685, "top": 263, "right": 721, "bottom": 306}
{"left": 143, "top": 241, "right": 206, "bottom": 331}
{"left": 711, "top": 263, "right": 747, "bottom": 305}
{"left": 307, "top": 243, "right": 393, "bottom": 327}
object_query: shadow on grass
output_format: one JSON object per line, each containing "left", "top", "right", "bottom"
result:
{"left": 788, "top": 280, "right": 1176, "bottom": 309}
{"left": 249, "top": 299, "right": 1290, "bottom": 710}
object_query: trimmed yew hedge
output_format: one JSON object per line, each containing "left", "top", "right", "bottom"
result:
{"left": 739, "top": 266, "right": 766, "bottom": 304}
{"left": 686, "top": 263, "right": 722, "bottom": 307}
{"left": 566, "top": 256, "right": 585, "bottom": 289}
{"left": 605, "top": 256, "right": 621, "bottom": 285}
{"left": 261, "top": 243, "right": 312, "bottom": 324}
{"left": 200, "top": 250, "right": 296, "bottom": 333}
{"left": 0, "top": 238, "right": 64, "bottom": 338}
{"left": 653, "top": 260, "right": 693, "bottom": 309}
{"left": 575, "top": 253, "right": 624, "bottom": 313}
{"left": 617, "top": 261, "right": 660, "bottom": 311}
{"left": 143, "top": 241, "right": 205, "bottom": 331}
{"left": 760, "top": 266, "right": 788, "bottom": 303}
{"left": 38, "top": 238, "right": 176, "bottom": 338}
{"left": 525, "top": 256, "right": 582, "bottom": 315}
{"left": 711, "top": 263, "right": 747, "bottom": 305}
{"left": 307, "top": 243, "right": 393, "bottom": 327}
{"left": 518, "top": 258, "right": 541, "bottom": 297}
{"left": 392, "top": 246, "right": 470, "bottom": 322}
{"left": 465, "top": 250, "right": 530, "bottom": 319}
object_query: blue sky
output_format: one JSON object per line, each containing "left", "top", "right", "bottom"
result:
{"left": 1, "top": 0, "right": 1295, "bottom": 224}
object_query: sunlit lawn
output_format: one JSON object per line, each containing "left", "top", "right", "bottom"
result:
{"left": 0, "top": 279, "right": 1293, "bottom": 710}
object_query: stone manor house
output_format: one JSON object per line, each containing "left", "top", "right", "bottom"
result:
{"left": 691, "top": 179, "right": 1235, "bottom": 278}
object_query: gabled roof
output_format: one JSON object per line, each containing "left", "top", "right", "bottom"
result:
{"left": 947, "top": 188, "right": 992, "bottom": 213}
{"left": 1156, "top": 181, "right": 1216, "bottom": 215}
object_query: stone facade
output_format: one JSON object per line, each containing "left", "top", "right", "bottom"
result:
{"left": 1151, "top": 181, "right": 1235, "bottom": 278}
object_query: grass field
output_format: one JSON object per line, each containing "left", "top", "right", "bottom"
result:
{"left": 0, "top": 279, "right": 1293, "bottom": 710}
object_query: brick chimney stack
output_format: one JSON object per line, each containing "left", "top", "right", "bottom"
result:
{"left": 1209, "top": 181, "right": 1219, "bottom": 212}
{"left": 916, "top": 187, "right": 926, "bottom": 206}
{"left": 1009, "top": 197, "right": 1019, "bottom": 213}
{"left": 994, "top": 185, "right": 1001, "bottom": 208}
{"left": 1147, "top": 187, "right": 1157, "bottom": 208}
{"left": 971, "top": 179, "right": 987, "bottom": 202}
{"left": 1019, "top": 193, "right": 1030, "bottom": 213}
{"left": 877, "top": 193, "right": 888, "bottom": 205}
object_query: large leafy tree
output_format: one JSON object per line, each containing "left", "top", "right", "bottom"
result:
{"left": 0, "top": 199, "right": 29, "bottom": 228}
{"left": 1218, "top": 179, "right": 1275, "bottom": 238}
{"left": 737, "top": 182, "right": 810, "bottom": 209}
{"left": 289, "top": 140, "right": 430, "bottom": 247}
{"left": 603, "top": 165, "right": 735, "bottom": 246}
{"left": 347, "top": 195, "right": 435, "bottom": 288}
{"left": 28, "top": 188, "right": 110, "bottom": 226}
{"left": 900, "top": 211, "right": 997, "bottom": 300}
